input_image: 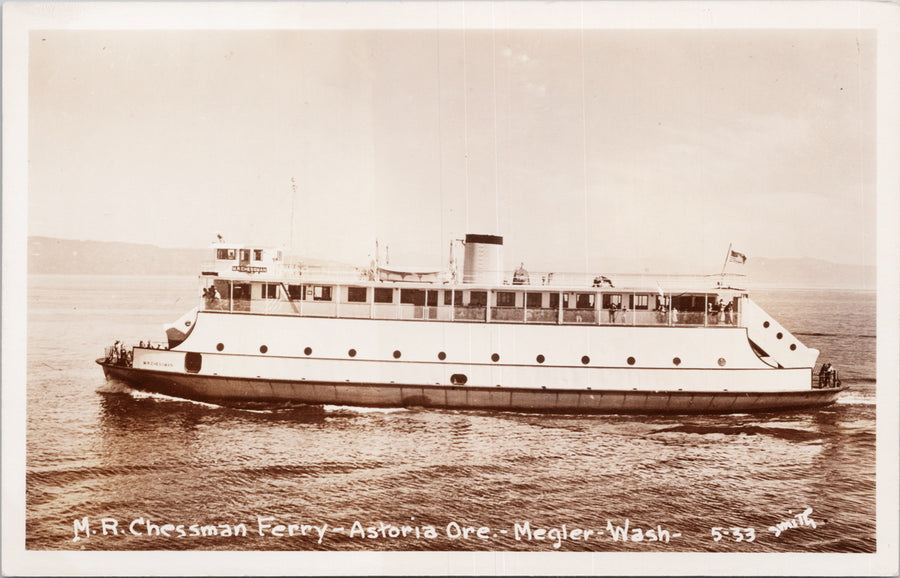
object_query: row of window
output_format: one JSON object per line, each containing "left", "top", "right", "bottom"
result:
{"left": 763, "top": 321, "right": 797, "bottom": 351}
{"left": 248, "top": 284, "right": 664, "bottom": 309}
{"left": 216, "top": 249, "right": 265, "bottom": 261}
{"left": 762, "top": 320, "right": 798, "bottom": 351}
{"left": 212, "top": 342, "right": 726, "bottom": 366}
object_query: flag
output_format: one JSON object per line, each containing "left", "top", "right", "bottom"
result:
{"left": 728, "top": 249, "right": 747, "bottom": 264}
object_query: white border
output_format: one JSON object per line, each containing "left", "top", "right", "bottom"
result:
{"left": 3, "top": 2, "right": 898, "bottom": 576}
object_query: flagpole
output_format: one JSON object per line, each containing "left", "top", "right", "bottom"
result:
{"left": 720, "top": 242, "right": 733, "bottom": 278}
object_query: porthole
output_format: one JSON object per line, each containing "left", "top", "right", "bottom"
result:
{"left": 536, "top": 354, "right": 545, "bottom": 364}
{"left": 491, "top": 353, "right": 500, "bottom": 362}
{"left": 216, "top": 343, "right": 224, "bottom": 352}
{"left": 776, "top": 332, "right": 783, "bottom": 340}
{"left": 763, "top": 321, "right": 770, "bottom": 328}
{"left": 304, "top": 347, "right": 312, "bottom": 356}
{"left": 259, "top": 345, "right": 268, "bottom": 354}
{"left": 581, "top": 355, "right": 590, "bottom": 365}
{"left": 627, "top": 356, "right": 636, "bottom": 366}
{"left": 438, "top": 351, "right": 446, "bottom": 361}
{"left": 673, "top": 357, "right": 681, "bottom": 366}
{"left": 348, "top": 348, "right": 357, "bottom": 357}
{"left": 393, "top": 350, "right": 401, "bottom": 359}
{"left": 790, "top": 343, "right": 797, "bottom": 351}
{"left": 718, "top": 357, "right": 727, "bottom": 367}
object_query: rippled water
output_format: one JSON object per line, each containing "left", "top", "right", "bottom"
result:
{"left": 26, "top": 276, "right": 875, "bottom": 552}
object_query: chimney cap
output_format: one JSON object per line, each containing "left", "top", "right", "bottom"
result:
{"left": 465, "top": 234, "right": 503, "bottom": 245}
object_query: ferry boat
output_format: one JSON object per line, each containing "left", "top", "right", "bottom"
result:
{"left": 98, "top": 234, "right": 846, "bottom": 413}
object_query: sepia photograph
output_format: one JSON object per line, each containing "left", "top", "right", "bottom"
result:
{"left": 3, "top": 1, "right": 898, "bottom": 575}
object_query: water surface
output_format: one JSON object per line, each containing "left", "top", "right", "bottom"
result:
{"left": 26, "top": 276, "right": 876, "bottom": 552}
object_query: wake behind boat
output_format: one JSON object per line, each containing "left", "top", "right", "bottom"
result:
{"left": 98, "top": 234, "right": 845, "bottom": 413}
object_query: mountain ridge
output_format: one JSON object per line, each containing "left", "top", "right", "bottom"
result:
{"left": 26, "top": 236, "right": 875, "bottom": 289}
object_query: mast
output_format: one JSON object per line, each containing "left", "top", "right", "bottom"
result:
{"left": 290, "top": 177, "right": 297, "bottom": 251}
{"left": 720, "top": 242, "right": 733, "bottom": 279}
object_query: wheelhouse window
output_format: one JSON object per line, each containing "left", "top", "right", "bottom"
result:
{"left": 526, "top": 292, "right": 542, "bottom": 308}
{"left": 374, "top": 287, "right": 394, "bottom": 304}
{"left": 602, "top": 294, "right": 622, "bottom": 308}
{"left": 216, "top": 248, "right": 236, "bottom": 260}
{"left": 632, "top": 295, "right": 649, "bottom": 310}
{"left": 576, "top": 293, "right": 595, "bottom": 309}
{"left": 240, "top": 249, "right": 251, "bottom": 261}
{"left": 263, "top": 283, "right": 279, "bottom": 299}
{"left": 347, "top": 286, "right": 367, "bottom": 303}
{"left": 469, "top": 291, "right": 488, "bottom": 307}
{"left": 496, "top": 291, "right": 516, "bottom": 307}
{"left": 253, "top": 249, "right": 263, "bottom": 261}
{"left": 400, "top": 289, "right": 426, "bottom": 306}
{"left": 287, "top": 285, "right": 303, "bottom": 300}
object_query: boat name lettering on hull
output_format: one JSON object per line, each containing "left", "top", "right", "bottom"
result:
{"left": 232, "top": 265, "right": 267, "bottom": 273}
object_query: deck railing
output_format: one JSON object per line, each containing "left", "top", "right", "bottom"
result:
{"left": 199, "top": 296, "right": 741, "bottom": 327}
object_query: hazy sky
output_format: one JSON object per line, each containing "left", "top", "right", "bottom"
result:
{"left": 28, "top": 23, "right": 875, "bottom": 274}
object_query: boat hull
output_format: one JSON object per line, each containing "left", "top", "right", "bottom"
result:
{"left": 98, "top": 359, "right": 846, "bottom": 414}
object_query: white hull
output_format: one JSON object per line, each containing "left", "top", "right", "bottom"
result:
{"left": 99, "top": 310, "right": 836, "bottom": 413}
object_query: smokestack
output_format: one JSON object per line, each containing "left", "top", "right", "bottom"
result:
{"left": 463, "top": 234, "right": 503, "bottom": 284}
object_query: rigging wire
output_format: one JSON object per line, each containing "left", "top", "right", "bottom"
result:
{"left": 462, "top": 3, "right": 470, "bottom": 234}
{"left": 580, "top": 1, "right": 590, "bottom": 276}
{"left": 491, "top": 2, "right": 500, "bottom": 235}
{"left": 436, "top": 4, "right": 445, "bottom": 269}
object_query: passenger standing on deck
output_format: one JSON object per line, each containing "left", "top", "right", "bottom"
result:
{"left": 655, "top": 302, "right": 667, "bottom": 324}
{"left": 725, "top": 302, "right": 733, "bottom": 324}
{"left": 827, "top": 364, "right": 837, "bottom": 387}
{"left": 819, "top": 362, "right": 832, "bottom": 387}
{"left": 608, "top": 302, "right": 617, "bottom": 323}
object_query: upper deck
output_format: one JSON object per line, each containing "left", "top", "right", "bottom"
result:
{"left": 197, "top": 243, "right": 748, "bottom": 328}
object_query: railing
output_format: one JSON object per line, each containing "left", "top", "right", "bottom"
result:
{"left": 199, "top": 296, "right": 742, "bottom": 327}
{"left": 198, "top": 259, "right": 747, "bottom": 290}
{"left": 200, "top": 260, "right": 366, "bottom": 283}
{"left": 103, "top": 344, "right": 133, "bottom": 367}
{"left": 814, "top": 371, "right": 842, "bottom": 389}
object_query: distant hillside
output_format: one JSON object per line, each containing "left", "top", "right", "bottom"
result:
{"left": 743, "top": 256, "right": 875, "bottom": 290}
{"left": 28, "top": 237, "right": 209, "bottom": 275}
{"left": 26, "top": 237, "right": 875, "bottom": 289}
{"left": 27, "top": 237, "right": 354, "bottom": 275}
